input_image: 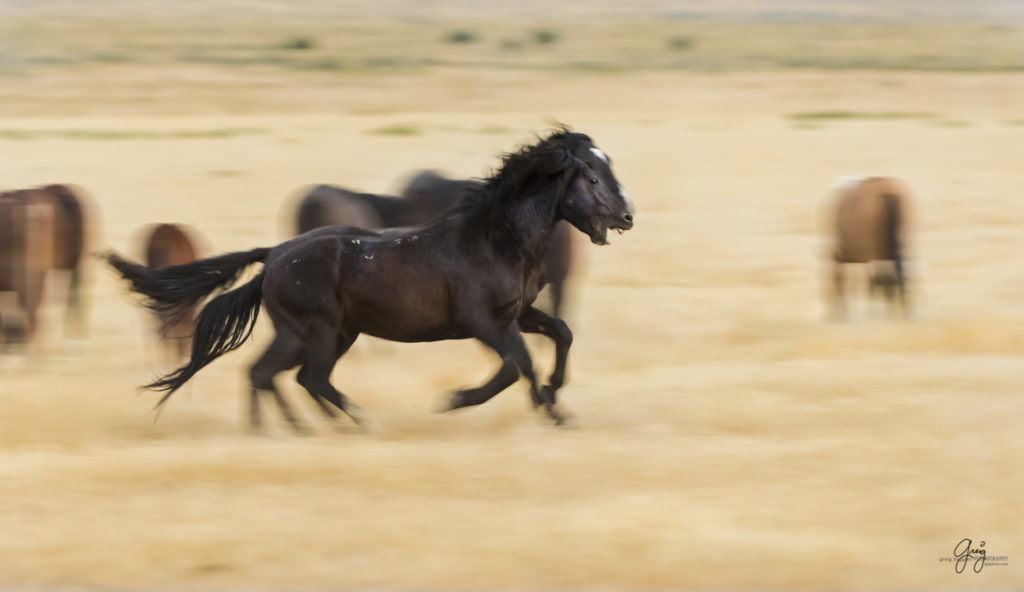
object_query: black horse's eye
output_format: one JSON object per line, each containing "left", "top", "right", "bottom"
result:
{"left": 589, "top": 177, "right": 599, "bottom": 184}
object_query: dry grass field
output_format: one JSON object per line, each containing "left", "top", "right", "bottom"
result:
{"left": 1, "top": 3, "right": 1023, "bottom": 590}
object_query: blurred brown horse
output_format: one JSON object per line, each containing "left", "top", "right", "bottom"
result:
{"left": 0, "top": 184, "right": 90, "bottom": 347}
{"left": 827, "top": 176, "right": 912, "bottom": 319}
{"left": 143, "top": 223, "right": 202, "bottom": 360}
{"left": 0, "top": 189, "right": 57, "bottom": 346}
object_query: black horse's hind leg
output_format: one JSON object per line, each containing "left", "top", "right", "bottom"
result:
{"left": 295, "top": 328, "right": 363, "bottom": 426}
{"left": 517, "top": 307, "right": 572, "bottom": 407}
{"left": 447, "top": 325, "right": 565, "bottom": 424}
{"left": 248, "top": 330, "right": 306, "bottom": 432}
{"left": 297, "top": 364, "right": 340, "bottom": 420}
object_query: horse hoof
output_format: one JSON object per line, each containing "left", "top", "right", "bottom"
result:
{"left": 290, "top": 422, "right": 313, "bottom": 436}
{"left": 546, "top": 405, "right": 575, "bottom": 427}
{"left": 345, "top": 403, "right": 365, "bottom": 426}
{"left": 437, "top": 392, "right": 463, "bottom": 413}
{"left": 247, "top": 424, "right": 267, "bottom": 436}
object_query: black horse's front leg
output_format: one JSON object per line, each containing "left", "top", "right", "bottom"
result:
{"left": 517, "top": 306, "right": 573, "bottom": 408}
{"left": 445, "top": 323, "right": 565, "bottom": 424}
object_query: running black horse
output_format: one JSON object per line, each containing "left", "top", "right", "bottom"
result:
{"left": 106, "top": 130, "right": 634, "bottom": 430}
{"left": 292, "top": 131, "right": 625, "bottom": 320}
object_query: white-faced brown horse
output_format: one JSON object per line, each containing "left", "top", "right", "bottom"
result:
{"left": 142, "top": 223, "right": 202, "bottom": 360}
{"left": 106, "top": 130, "right": 634, "bottom": 431}
{"left": 827, "top": 176, "right": 912, "bottom": 319}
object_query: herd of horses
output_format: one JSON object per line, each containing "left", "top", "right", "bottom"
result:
{"left": 2, "top": 128, "right": 912, "bottom": 431}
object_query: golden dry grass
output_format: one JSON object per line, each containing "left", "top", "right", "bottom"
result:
{"left": 1, "top": 11, "right": 1024, "bottom": 591}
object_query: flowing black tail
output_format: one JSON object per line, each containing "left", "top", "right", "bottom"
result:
{"left": 150, "top": 272, "right": 266, "bottom": 406}
{"left": 105, "top": 247, "right": 270, "bottom": 330}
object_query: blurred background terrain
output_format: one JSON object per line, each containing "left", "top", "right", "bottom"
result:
{"left": 0, "top": 0, "right": 1022, "bottom": 589}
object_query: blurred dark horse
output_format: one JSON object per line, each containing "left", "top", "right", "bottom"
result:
{"left": 142, "top": 223, "right": 201, "bottom": 360}
{"left": 827, "top": 176, "right": 912, "bottom": 319}
{"left": 106, "top": 130, "right": 634, "bottom": 431}
{"left": 294, "top": 183, "right": 458, "bottom": 234}
{"left": 0, "top": 184, "right": 89, "bottom": 346}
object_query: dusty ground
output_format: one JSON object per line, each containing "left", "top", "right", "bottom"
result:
{"left": 1, "top": 9, "right": 1023, "bottom": 591}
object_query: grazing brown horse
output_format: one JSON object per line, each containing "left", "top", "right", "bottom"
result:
{"left": 106, "top": 129, "right": 634, "bottom": 431}
{"left": 0, "top": 189, "right": 58, "bottom": 346}
{"left": 143, "top": 223, "right": 202, "bottom": 360}
{"left": 827, "top": 176, "right": 912, "bottom": 319}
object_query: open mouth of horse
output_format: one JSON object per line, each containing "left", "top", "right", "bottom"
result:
{"left": 591, "top": 220, "right": 632, "bottom": 246}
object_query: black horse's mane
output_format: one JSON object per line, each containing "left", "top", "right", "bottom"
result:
{"left": 454, "top": 128, "right": 593, "bottom": 219}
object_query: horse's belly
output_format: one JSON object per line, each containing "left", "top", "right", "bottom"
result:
{"left": 343, "top": 288, "right": 461, "bottom": 343}
{"left": 362, "top": 324, "right": 470, "bottom": 343}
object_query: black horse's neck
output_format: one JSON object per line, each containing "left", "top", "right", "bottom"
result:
{"left": 447, "top": 135, "right": 577, "bottom": 266}
{"left": 472, "top": 167, "right": 571, "bottom": 268}
{"left": 498, "top": 185, "right": 562, "bottom": 262}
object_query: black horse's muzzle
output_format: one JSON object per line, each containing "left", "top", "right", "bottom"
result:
{"left": 609, "top": 212, "right": 633, "bottom": 233}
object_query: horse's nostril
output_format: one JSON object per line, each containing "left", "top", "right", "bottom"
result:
{"left": 623, "top": 213, "right": 633, "bottom": 223}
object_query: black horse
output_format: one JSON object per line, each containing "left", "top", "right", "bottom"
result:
{"left": 291, "top": 131, "right": 625, "bottom": 320}
{"left": 106, "top": 130, "right": 634, "bottom": 430}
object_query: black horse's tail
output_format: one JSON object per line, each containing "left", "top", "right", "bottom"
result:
{"left": 881, "top": 193, "right": 904, "bottom": 286}
{"left": 105, "top": 247, "right": 270, "bottom": 330}
{"left": 149, "top": 272, "right": 266, "bottom": 406}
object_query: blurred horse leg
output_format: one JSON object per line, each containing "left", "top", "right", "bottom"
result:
{"left": 446, "top": 325, "right": 564, "bottom": 424}
{"left": 294, "top": 326, "right": 363, "bottom": 426}
{"left": 517, "top": 306, "right": 572, "bottom": 407}
{"left": 248, "top": 329, "right": 306, "bottom": 432}
{"left": 829, "top": 259, "right": 847, "bottom": 321}
{"left": 296, "top": 333, "right": 360, "bottom": 423}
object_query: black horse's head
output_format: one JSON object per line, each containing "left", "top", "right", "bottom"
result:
{"left": 557, "top": 133, "right": 635, "bottom": 245}
{"left": 473, "top": 129, "right": 634, "bottom": 246}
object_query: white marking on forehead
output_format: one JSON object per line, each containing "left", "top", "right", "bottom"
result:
{"left": 834, "top": 175, "right": 866, "bottom": 189}
{"left": 589, "top": 147, "right": 609, "bottom": 164}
